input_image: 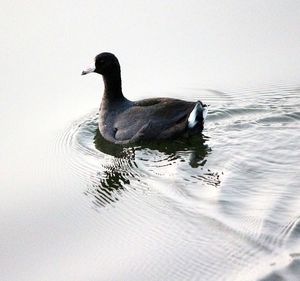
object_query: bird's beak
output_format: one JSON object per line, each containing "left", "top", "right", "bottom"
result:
{"left": 81, "top": 65, "right": 96, "bottom": 75}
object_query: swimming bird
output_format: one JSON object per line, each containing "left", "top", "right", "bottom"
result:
{"left": 82, "top": 52, "right": 207, "bottom": 144}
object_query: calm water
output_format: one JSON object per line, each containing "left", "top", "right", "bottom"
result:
{"left": 52, "top": 87, "right": 300, "bottom": 281}
{"left": 1, "top": 1, "right": 300, "bottom": 281}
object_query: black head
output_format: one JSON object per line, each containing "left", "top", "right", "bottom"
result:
{"left": 82, "top": 52, "right": 120, "bottom": 76}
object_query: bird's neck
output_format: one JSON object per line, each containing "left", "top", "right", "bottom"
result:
{"left": 102, "top": 71, "right": 124, "bottom": 102}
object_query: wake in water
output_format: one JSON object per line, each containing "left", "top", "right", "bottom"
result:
{"left": 60, "top": 112, "right": 217, "bottom": 209}
{"left": 57, "top": 86, "right": 300, "bottom": 281}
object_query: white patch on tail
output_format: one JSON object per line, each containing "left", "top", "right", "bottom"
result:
{"left": 188, "top": 102, "right": 201, "bottom": 128}
{"left": 188, "top": 102, "right": 208, "bottom": 129}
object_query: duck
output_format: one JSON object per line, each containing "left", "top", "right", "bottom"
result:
{"left": 82, "top": 52, "right": 208, "bottom": 145}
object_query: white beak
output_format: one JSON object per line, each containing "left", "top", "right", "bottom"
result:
{"left": 81, "top": 64, "right": 96, "bottom": 75}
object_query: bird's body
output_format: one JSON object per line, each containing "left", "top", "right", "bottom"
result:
{"left": 82, "top": 52, "right": 207, "bottom": 145}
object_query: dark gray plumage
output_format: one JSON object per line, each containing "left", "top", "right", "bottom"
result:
{"left": 82, "top": 52, "right": 207, "bottom": 144}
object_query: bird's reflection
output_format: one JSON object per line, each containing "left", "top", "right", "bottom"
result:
{"left": 85, "top": 129, "right": 212, "bottom": 209}
{"left": 94, "top": 128, "right": 210, "bottom": 162}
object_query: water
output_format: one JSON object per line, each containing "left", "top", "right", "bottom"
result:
{"left": 1, "top": 1, "right": 300, "bottom": 281}
{"left": 52, "top": 87, "right": 300, "bottom": 281}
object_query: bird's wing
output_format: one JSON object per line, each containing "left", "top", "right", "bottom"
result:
{"left": 113, "top": 98, "right": 195, "bottom": 141}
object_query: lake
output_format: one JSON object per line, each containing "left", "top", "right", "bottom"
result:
{"left": 1, "top": 1, "right": 300, "bottom": 280}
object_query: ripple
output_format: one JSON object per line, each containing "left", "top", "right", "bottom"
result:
{"left": 54, "top": 85, "right": 300, "bottom": 281}
{"left": 56, "top": 110, "right": 219, "bottom": 210}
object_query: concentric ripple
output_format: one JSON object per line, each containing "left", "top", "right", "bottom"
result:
{"left": 54, "top": 86, "right": 300, "bottom": 281}
{"left": 56, "top": 107, "right": 222, "bottom": 210}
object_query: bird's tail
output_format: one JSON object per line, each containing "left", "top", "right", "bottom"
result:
{"left": 187, "top": 101, "right": 208, "bottom": 129}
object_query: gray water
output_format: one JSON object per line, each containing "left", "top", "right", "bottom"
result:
{"left": 1, "top": 1, "right": 300, "bottom": 281}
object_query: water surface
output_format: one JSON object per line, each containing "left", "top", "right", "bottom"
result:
{"left": 1, "top": 1, "right": 300, "bottom": 280}
{"left": 53, "top": 86, "right": 300, "bottom": 281}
